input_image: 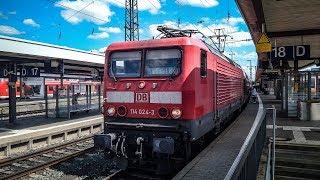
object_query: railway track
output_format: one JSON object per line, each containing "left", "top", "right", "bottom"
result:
{"left": 0, "top": 97, "right": 100, "bottom": 119}
{"left": 0, "top": 137, "right": 94, "bottom": 179}
{"left": 275, "top": 142, "right": 320, "bottom": 180}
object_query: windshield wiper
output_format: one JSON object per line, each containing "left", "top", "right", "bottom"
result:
{"left": 169, "top": 59, "right": 181, "bottom": 80}
{"left": 110, "top": 61, "right": 118, "bottom": 82}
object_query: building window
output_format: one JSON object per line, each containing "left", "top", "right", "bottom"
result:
{"left": 200, "top": 50, "right": 207, "bottom": 77}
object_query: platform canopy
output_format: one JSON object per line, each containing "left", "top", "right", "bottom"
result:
{"left": 236, "top": 0, "right": 320, "bottom": 78}
{"left": 0, "top": 35, "right": 105, "bottom": 65}
{"left": 0, "top": 35, "right": 105, "bottom": 77}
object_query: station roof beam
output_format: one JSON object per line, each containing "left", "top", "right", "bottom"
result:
{"left": 236, "top": 0, "right": 320, "bottom": 78}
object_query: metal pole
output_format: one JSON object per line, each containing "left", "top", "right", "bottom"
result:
{"left": 98, "top": 84, "right": 101, "bottom": 111}
{"left": 307, "top": 72, "right": 311, "bottom": 120}
{"left": 8, "top": 63, "right": 17, "bottom": 124}
{"left": 86, "top": 85, "right": 89, "bottom": 109}
{"left": 267, "top": 106, "right": 276, "bottom": 180}
{"left": 247, "top": 60, "right": 253, "bottom": 82}
{"left": 89, "top": 85, "right": 92, "bottom": 108}
{"left": 44, "top": 85, "right": 48, "bottom": 118}
{"left": 272, "top": 106, "right": 276, "bottom": 180}
{"left": 67, "top": 85, "right": 70, "bottom": 119}
{"left": 55, "top": 85, "right": 59, "bottom": 118}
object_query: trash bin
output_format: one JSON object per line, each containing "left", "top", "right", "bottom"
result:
{"left": 300, "top": 100, "right": 320, "bottom": 121}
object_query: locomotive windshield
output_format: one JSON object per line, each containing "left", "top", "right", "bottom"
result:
{"left": 109, "top": 48, "right": 181, "bottom": 78}
{"left": 109, "top": 51, "right": 142, "bottom": 77}
{"left": 145, "top": 49, "right": 181, "bottom": 77}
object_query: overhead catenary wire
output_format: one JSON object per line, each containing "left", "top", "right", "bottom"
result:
{"left": 146, "top": 0, "right": 159, "bottom": 10}
{"left": 172, "top": 0, "right": 221, "bottom": 51}
{"left": 47, "top": 0, "right": 108, "bottom": 24}
{"left": 65, "top": 1, "right": 95, "bottom": 22}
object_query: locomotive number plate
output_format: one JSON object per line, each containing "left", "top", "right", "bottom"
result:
{"left": 135, "top": 92, "right": 149, "bottom": 103}
{"left": 130, "top": 109, "right": 155, "bottom": 116}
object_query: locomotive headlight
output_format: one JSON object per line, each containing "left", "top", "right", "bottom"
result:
{"left": 107, "top": 106, "right": 116, "bottom": 116}
{"left": 171, "top": 108, "right": 182, "bottom": 119}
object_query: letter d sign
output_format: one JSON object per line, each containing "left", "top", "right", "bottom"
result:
{"left": 296, "top": 45, "right": 305, "bottom": 57}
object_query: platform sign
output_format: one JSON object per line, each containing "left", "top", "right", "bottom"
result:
{"left": 0, "top": 67, "right": 15, "bottom": 78}
{"left": 0, "top": 67, "right": 40, "bottom": 78}
{"left": 270, "top": 45, "right": 310, "bottom": 61}
{"left": 20, "top": 67, "right": 40, "bottom": 77}
{"left": 256, "top": 33, "right": 272, "bottom": 53}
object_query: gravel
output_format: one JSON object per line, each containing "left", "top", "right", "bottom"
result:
{"left": 22, "top": 150, "right": 118, "bottom": 180}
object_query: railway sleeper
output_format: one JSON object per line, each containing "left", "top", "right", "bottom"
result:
{"left": 0, "top": 168, "right": 14, "bottom": 174}
{"left": 11, "top": 162, "right": 31, "bottom": 169}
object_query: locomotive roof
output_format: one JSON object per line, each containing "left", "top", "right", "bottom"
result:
{"left": 107, "top": 37, "right": 209, "bottom": 51}
{"left": 107, "top": 37, "right": 244, "bottom": 72}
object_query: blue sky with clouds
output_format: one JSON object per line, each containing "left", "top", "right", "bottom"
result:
{"left": 0, "top": 0, "right": 257, "bottom": 74}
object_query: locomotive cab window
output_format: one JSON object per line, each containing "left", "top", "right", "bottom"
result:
{"left": 145, "top": 49, "right": 181, "bottom": 77}
{"left": 109, "top": 51, "right": 142, "bottom": 78}
{"left": 200, "top": 50, "right": 207, "bottom": 77}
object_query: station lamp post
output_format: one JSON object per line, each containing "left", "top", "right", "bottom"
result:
{"left": 247, "top": 60, "right": 253, "bottom": 82}
{"left": 8, "top": 62, "right": 17, "bottom": 124}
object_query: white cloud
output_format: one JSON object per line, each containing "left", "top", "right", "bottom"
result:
{"left": 23, "top": 18, "right": 40, "bottom": 27}
{"left": 226, "top": 31, "right": 253, "bottom": 48}
{"left": 106, "top": 0, "right": 161, "bottom": 14}
{"left": 99, "top": 46, "right": 107, "bottom": 52}
{"left": 9, "top": 11, "right": 16, "bottom": 15}
{"left": 0, "top": 12, "right": 7, "bottom": 19}
{"left": 176, "top": 0, "right": 219, "bottom": 8}
{"left": 55, "top": 0, "right": 162, "bottom": 25}
{"left": 88, "top": 26, "right": 121, "bottom": 39}
{"left": 91, "top": 46, "right": 107, "bottom": 53}
{"left": 0, "top": 25, "right": 24, "bottom": 35}
{"left": 243, "top": 51, "right": 258, "bottom": 60}
{"left": 88, "top": 31, "right": 109, "bottom": 39}
{"left": 55, "top": 0, "right": 114, "bottom": 25}
{"left": 222, "top": 17, "right": 245, "bottom": 26}
{"left": 98, "top": 26, "right": 121, "bottom": 33}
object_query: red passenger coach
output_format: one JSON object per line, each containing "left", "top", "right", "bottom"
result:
{"left": 96, "top": 37, "right": 250, "bottom": 173}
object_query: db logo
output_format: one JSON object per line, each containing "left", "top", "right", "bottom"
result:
{"left": 135, "top": 92, "right": 149, "bottom": 103}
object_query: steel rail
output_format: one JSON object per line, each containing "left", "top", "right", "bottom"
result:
{"left": 0, "top": 136, "right": 94, "bottom": 179}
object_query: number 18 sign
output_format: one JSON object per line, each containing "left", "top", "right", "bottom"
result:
{"left": 270, "top": 45, "right": 310, "bottom": 61}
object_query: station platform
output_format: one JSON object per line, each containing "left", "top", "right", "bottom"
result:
{"left": 0, "top": 114, "right": 103, "bottom": 159}
{"left": 174, "top": 94, "right": 320, "bottom": 180}
{"left": 262, "top": 94, "right": 320, "bottom": 144}
{"left": 173, "top": 101, "right": 261, "bottom": 180}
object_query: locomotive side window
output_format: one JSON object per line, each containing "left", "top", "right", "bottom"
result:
{"left": 145, "top": 49, "right": 181, "bottom": 77}
{"left": 200, "top": 50, "right": 207, "bottom": 77}
{"left": 109, "top": 51, "right": 142, "bottom": 78}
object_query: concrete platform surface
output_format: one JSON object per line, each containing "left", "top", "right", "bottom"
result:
{"left": 0, "top": 115, "right": 103, "bottom": 159}
{"left": 174, "top": 102, "right": 261, "bottom": 180}
{"left": 261, "top": 94, "right": 320, "bottom": 145}
{"left": 0, "top": 115, "right": 102, "bottom": 137}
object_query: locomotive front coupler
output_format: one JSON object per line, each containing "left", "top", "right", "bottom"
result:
{"left": 115, "top": 133, "right": 128, "bottom": 158}
{"left": 135, "top": 137, "right": 144, "bottom": 159}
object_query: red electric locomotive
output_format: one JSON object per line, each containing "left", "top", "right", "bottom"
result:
{"left": 96, "top": 36, "right": 250, "bottom": 173}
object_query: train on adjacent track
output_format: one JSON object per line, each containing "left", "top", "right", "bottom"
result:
{"left": 0, "top": 78, "right": 100, "bottom": 99}
{"left": 95, "top": 36, "right": 251, "bottom": 174}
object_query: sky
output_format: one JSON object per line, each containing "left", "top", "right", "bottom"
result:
{"left": 0, "top": 0, "right": 257, "bottom": 76}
